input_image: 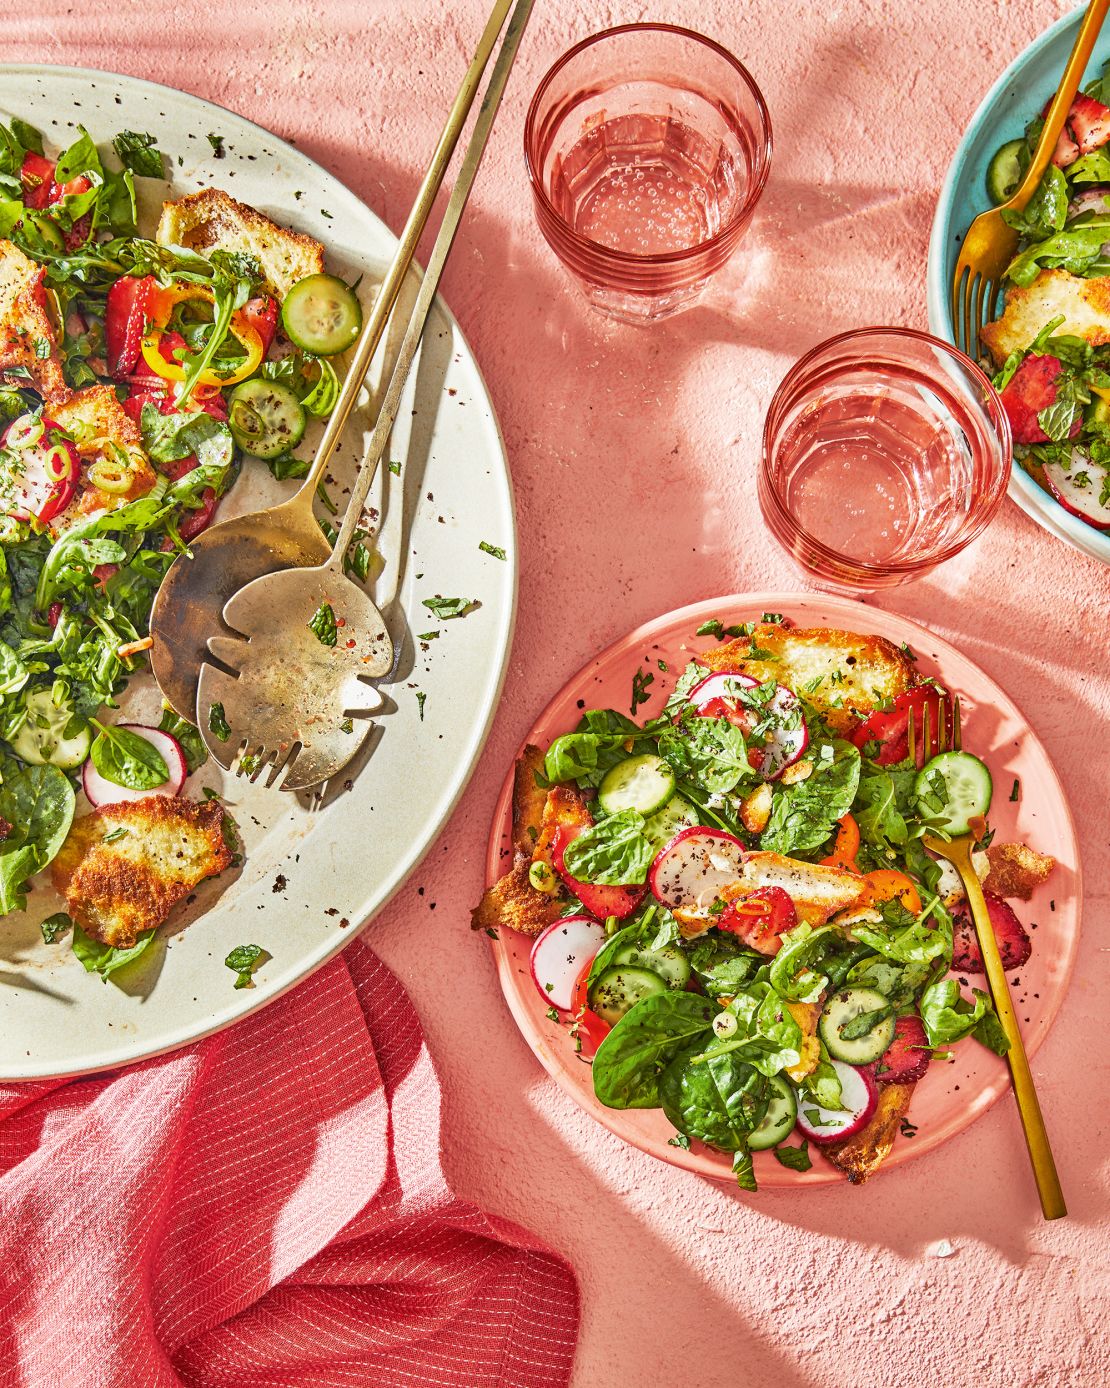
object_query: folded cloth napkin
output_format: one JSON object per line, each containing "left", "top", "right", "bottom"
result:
{"left": 0, "top": 938, "right": 578, "bottom": 1387}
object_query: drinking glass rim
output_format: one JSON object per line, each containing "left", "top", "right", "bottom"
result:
{"left": 760, "top": 325, "right": 1013, "bottom": 578}
{"left": 523, "top": 22, "right": 773, "bottom": 268}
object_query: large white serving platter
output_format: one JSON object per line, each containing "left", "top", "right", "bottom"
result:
{"left": 0, "top": 65, "right": 516, "bottom": 1078}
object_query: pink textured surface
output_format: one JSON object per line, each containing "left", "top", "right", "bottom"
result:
{"left": 3, "top": 2, "right": 1108, "bottom": 1385}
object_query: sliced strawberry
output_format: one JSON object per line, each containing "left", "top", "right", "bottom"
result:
{"left": 718, "top": 885, "right": 797, "bottom": 955}
{"left": 998, "top": 354, "right": 1081, "bottom": 445}
{"left": 850, "top": 685, "right": 951, "bottom": 766}
{"left": 20, "top": 151, "right": 58, "bottom": 209}
{"left": 876, "top": 1015, "right": 930, "bottom": 1085}
{"left": 241, "top": 296, "right": 278, "bottom": 356}
{"left": 105, "top": 275, "right": 156, "bottom": 378}
{"left": 1041, "top": 98, "right": 1081, "bottom": 169}
{"left": 1068, "top": 91, "right": 1110, "bottom": 155}
{"left": 551, "top": 822, "right": 646, "bottom": 921}
{"left": 951, "top": 894, "right": 1032, "bottom": 974}
{"left": 57, "top": 174, "right": 93, "bottom": 250}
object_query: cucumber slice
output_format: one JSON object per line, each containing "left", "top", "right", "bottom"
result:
{"left": 281, "top": 274, "right": 362, "bottom": 355}
{"left": 986, "top": 138, "right": 1026, "bottom": 205}
{"left": 228, "top": 379, "right": 307, "bottom": 460}
{"left": 598, "top": 753, "right": 675, "bottom": 817}
{"left": 9, "top": 687, "right": 90, "bottom": 770}
{"left": 818, "top": 987, "right": 896, "bottom": 1066}
{"left": 747, "top": 1073, "right": 798, "bottom": 1151}
{"left": 611, "top": 940, "right": 692, "bottom": 989}
{"left": 915, "top": 750, "right": 993, "bottom": 836}
{"left": 643, "top": 793, "right": 698, "bottom": 848}
{"left": 588, "top": 965, "right": 666, "bottom": 1026}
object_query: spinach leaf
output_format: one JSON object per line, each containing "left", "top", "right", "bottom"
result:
{"left": 1006, "top": 216, "right": 1110, "bottom": 286}
{"left": 561, "top": 809, "right": 654, "bottom": 885}
{"left": 761, "top": 741, "right": 860, "bottom": 855}
{"left": 1000, "top": 165, "right": 1068, "bottom": 242}
{"left": 592, "top": 992, "right": 715, "bottom": 1109}
{"left": 658, "top": 708, "right": 754, "bottom": 794}
{"left": 720, "top": 980, "right": 805, "bottom": 1076}
{"left": 851, "top": 898, "right": 950, "bottom": 966}
{"left": 112, "top": 130, "right": 165, "bottom": 179}
{"left": 661, "top": 1047, "right": 768, "bottom": 1150}
{"left": 919, "top": 980, "right": 1008, "bottom": 1054}
{"left": 0, "top": 763, "right": 75, "bottom": 913}
{"left": 688, "top": 932, "right": 763, "bottom": 994}
{"left": 0, "top": 640, "right": 28, "bottom": 695}
{"left": 89, "top": 720, "right": 169, "bottom": 791}
{"left": 72, "top": 925, "right": 156, "bottom": 980}
{"left": 798, "top": 1046, "right": 844, "bottom": 1111}
{"left": 768, "top": 924, "right": 840, "bottom": 1002}
{"left": 158, "top": 707, "right": 207, "bottom": 774}
{"left": 40, "top": 911, "right": 73, "bottom": 944}
{"left": 225, "top": 942, "right": 268, "bottom": 988}
{"left": 544, "top": 708, "right": 648, "bottom": 788}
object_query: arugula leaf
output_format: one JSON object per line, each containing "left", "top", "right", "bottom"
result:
{"left": 72, "top": 925, "right": 156, "bottom": 980}
{"left": 852, "top": 898, "right": 951, "bottom": 966}
{"left": 111, "top": 130, "right": 164, "bottom": 179}
{"left": 225, "top": 942, "right": 269, "bottom": 988}
{"left": 561, "top": 809, "right": 654, "bottom": 885}
{"left": 688, "top": 932, "right": 763, "bottom": 994}
{"left": 760, "top": 741, "right": 860, "bottom": 855}
{"left": 307, "top": 602, "right": 338, "bottom": 647}
{"left": 54, "top": 126, "right": 102, "bottom": 183}
{"left": 662, "top": 660, "right": 709, "bottom": 718}
{"left": 89, "top": 720, "right": 169, "bottom": 790}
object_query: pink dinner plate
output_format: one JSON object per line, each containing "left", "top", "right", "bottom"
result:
{"left": 484, "top": 593, "right": 1081, "bottom": 1189}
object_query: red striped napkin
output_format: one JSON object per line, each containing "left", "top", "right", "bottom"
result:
{"left": 0, "top": 939, "right": 579, "bottom": 1386}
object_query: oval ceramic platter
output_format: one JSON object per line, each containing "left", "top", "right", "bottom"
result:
{"left": 0, "top": 66, "right": 516, "bottom": 1079}
{"left": 485, "top": 594, "right": 1080, "bottom": 1189}
{"left": 927, "top": 4, "right": 1110, "bottom": 566}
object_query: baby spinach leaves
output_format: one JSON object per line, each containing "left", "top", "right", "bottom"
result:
{"left": 760, "top": 741, "right": 860, "bottom": 855}
{"left": 89, "top": 720, "right": 169, "bottom": 790}
{"left": 225, "top": 943, "right": 269, "bottom": 989}
{"left": 561, "top": 809, "right": 654, "bottom": 885}
{"left": 72, "top": 925, "right": 156, "bottom": 980}
{"left": 592, "top": 992, "right": 715, "bottom": 1109}
{"left": 0, "top": 762, "right": 75, "bottom": 912}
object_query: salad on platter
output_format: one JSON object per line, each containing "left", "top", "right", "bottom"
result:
{"left": 474, "top": 617, "right": 1056, "bottom": 1189}
{"left": 0, "top": 115, "right": 365, "bottom": 978}
{"left": 980, "top": 58, "right": 1110, "bottom": 531}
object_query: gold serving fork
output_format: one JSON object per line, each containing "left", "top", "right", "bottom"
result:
{"left": 910, "top": 702, "right": 1066, "bottom": 1220}
{"left": 952, "top": 0, "right": 1110, "bottom": 359}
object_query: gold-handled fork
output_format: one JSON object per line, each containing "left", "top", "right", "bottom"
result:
{"left": 910, "top": 702, "right": 1066, "bottom": 1221}
{"left": 952, "top": 0, "right": 1110, "bottom": 358}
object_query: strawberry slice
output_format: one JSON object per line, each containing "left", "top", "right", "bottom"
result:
{"left": 718, "top": 885, "right": 797, "bottom": 955}
{"left": 850, "top": 685, "right": 950, "bottom": 766}
{"left": 1067, "top": 91, "right": 1110, "bottom": 155}
{"left": 951, "top": 894, "right": 1032, "bottom": 974}
{"left": 876, "top": 1015, "right": 931, "bottom": 1085}
{"left": 998, "top": 354, "right": 1081, "bottom": 445}
{"left": 105, "top": 275, "right": 156, "bottom": 378}
{"left": 57, "top": 174, "right": 93, "bottom": 250}
{"left": 19, "top": 151, "right": 58, "bottom": 209}
{"left": 241, "top": 296, "right": 278, "bottom": 356}
{"left": 1040, "top": 98, "right": 1080, "bottom": 169}
{"left": 551, "top": 823, "right": 646, "bottom": 921}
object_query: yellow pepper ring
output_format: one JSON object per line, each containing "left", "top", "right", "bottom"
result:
{"left": 140, "top": 283, "right": 263, "bottom": 386}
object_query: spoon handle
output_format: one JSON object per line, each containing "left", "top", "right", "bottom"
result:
{"left": 294, "top": 0, "right": 516, "bottom": 502}
{"left": 328, "top": 0, "right": 535, "bottom": 569}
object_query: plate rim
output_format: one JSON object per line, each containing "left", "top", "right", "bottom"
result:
{"left": 485, "top": 592, "right": 1082, "bottom": 1189}
{"left": 0, "top": 61, "right": 519, "bottom": 1078}
{"left": 925, "top": 4, "right": 1110, "bottom": 567}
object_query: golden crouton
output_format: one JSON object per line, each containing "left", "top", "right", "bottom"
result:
{"left": 51, "top": 796, "right": 232, "bottom": 948}
{"left": 471, "top": 748, "right": 593, "bottom": 938}
{"left": 157, "top": 188, "right": 325, "bottom": 299}
{"left": 0, "top": 239, "right": 68, "bottom": 403}
{"left": 700, "top": 625, "right": 915, "bottom": 734}
{"left": 784, "top": 1000, "right": 822, "bottom": 1082}
{"left": 824, "top": 1081, "right": 916, "bottom": 1183}
{"left": 50, "top": 386, "right": 157, "bottom": 518}
{"left": 983, "top": 841, "right": 1056, "bottom": 901}
{"left": 981, "top": 268, "right": 1110, "bottom": 363}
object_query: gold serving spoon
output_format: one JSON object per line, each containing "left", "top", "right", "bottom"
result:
{"left": 149, "top": 0, "right": 519, "bottom": 721}
{"left": 911, "top": 703, "right": 1066, "bottom": 1221}
{"left": 195, "top": 0, "right": 534, "bottom": 791}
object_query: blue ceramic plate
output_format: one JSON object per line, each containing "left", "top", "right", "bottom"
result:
{"left": 927, "top": 4, "right": 1110, "bottom": 566}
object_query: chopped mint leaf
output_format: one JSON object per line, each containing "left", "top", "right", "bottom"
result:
{"left": 416, "top": 690, "right": 427, "bottom": 721}
{"left": 225, "top": 943, "right": 268, "bottom": 989}
{"left": 112, "top": 130, "right": 164, "bottom": 178}
{"left": 773, "top": 1141, "right": 812, "bottom": 1172}
{"left": 308, "top": 602, "right": 338, "bottom": 646}
{"left": 207, "top": 133, "right": 226, "bottom": 158}
{"left": 478, "top": 540, "right": 506, "bottom": 560}
{"left": 208, "top": 702, "right": 230, "bottom": 743}
{"left": 422, "top": 596, "right": 477, "bottom": 621}
{"left": 40, "top": 911, "right": 73, "bottom": 944}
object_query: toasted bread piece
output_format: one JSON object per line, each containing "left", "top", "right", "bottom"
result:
{"left": 0, "top": 239, "right": 68, "bottom": 402}
{"left": 823, "top": 1081, "right": 916, "bottom": 1183}
{"left": 736, "top": 852, "right": 871, "bottom": 926}
{"left": 51, "top": 797, "right": 231, "bottom": 948}
{"left": 699, "top": 626, "right": 915, "bottom": 734}
{"left": 471, "top": 750, "right": 593, "bottom": 938}
{"left": 983, "top": 841, "right": 1056, "bottom": 901}
{"left": 981, "top": 268, "right": 1110, "bottom": 363}
{"left": 50, "top": 386, "right": 157, "bottom": 518}
{"left": 157, "top": 189, "right": 325, "bottom": 299}
{"left": 784, "top": 1000, "right": 821, "bottom": 1082}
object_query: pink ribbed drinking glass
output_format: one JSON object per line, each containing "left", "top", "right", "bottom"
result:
{"left": 524, "top": 24, "right": 772, "bottom": 322}
{"left": 760, "top": 328, "right": 1012, "bottom": 590}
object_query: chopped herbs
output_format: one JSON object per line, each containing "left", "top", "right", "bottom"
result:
{"left": 773, "top": 1141, "right": 812, "bottom": 1172}
{"left": 695, "top": 618, "right": 745, "bottom": 641}
{"left": 208, "top": 702, "right": 231, "bottom": 743}
{"left": 225, "top": 943, "right": 268, "bottom": 989}
{"left": 308, "top": 602, "right": 338, "bottom": 646}
{"left": 388, "top": 460, "right": 401, "bottom": 475}
{"left": 545, "top": 1006, "right": 560, "bottom": 1022}
{"left": 1010, "top": 778, "right": 1021, "bottom": 802}
{"left": 422, "top": 596, "right": 477, "bottom": 621}
{"left": 416, "top": 691, "right": 427, "bottom": 721}
{"left": 478, "top": 540, "right": 507, "bottom": 560}
{"left": 111, "top": 129, "right": 164, "bottom": 179}
{"left": 417, "top": 631, "right": 439, "bottom": 641}
{"left": 630, "top": 666, "right": 654, "bottom": 715}
{"left": 40, "top": 911, "right": 73, "bottom": 944}
{"left": 207, "top": 132, "right": 226, "bottom": 158}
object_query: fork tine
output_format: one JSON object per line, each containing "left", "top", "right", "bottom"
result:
{"left": 964, "top": 272, "right": 980, "bottom": 362}
{"left": 952, "top": 264, "right": 968, "bottom": 353}
{"left": 922, "top": 701, "right": 932, "bottom": 766}
{"left": 907, "top": 707, "right": 916, "bottom": 765}
{"left": 953, "top": 694, "right": 962, "bottom": 751}
{"left": 972, "top": 274, "right": 989, "bottom": 361}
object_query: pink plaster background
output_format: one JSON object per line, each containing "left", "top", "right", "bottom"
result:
{"left": 3, "top": 1, "right": 1108, "bottom": 1383}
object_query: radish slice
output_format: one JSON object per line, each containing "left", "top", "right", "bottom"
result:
{"left": 795, "top": 1061, "right": 878, "bottom": 1145}
{"left": 649, "top": 826, "right": 746, "bottom": 911}
{"left": 82, "top": 723, "right": 188, "bottom": 807}
{"left": 530, "top": 914, "right": 607, "bottom": 1012}
{"left": 687, "top": 673, "right": 808, "bottom": 780}
{"left": 1043, "top": 454, "right": 1110, "bottom": 529}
